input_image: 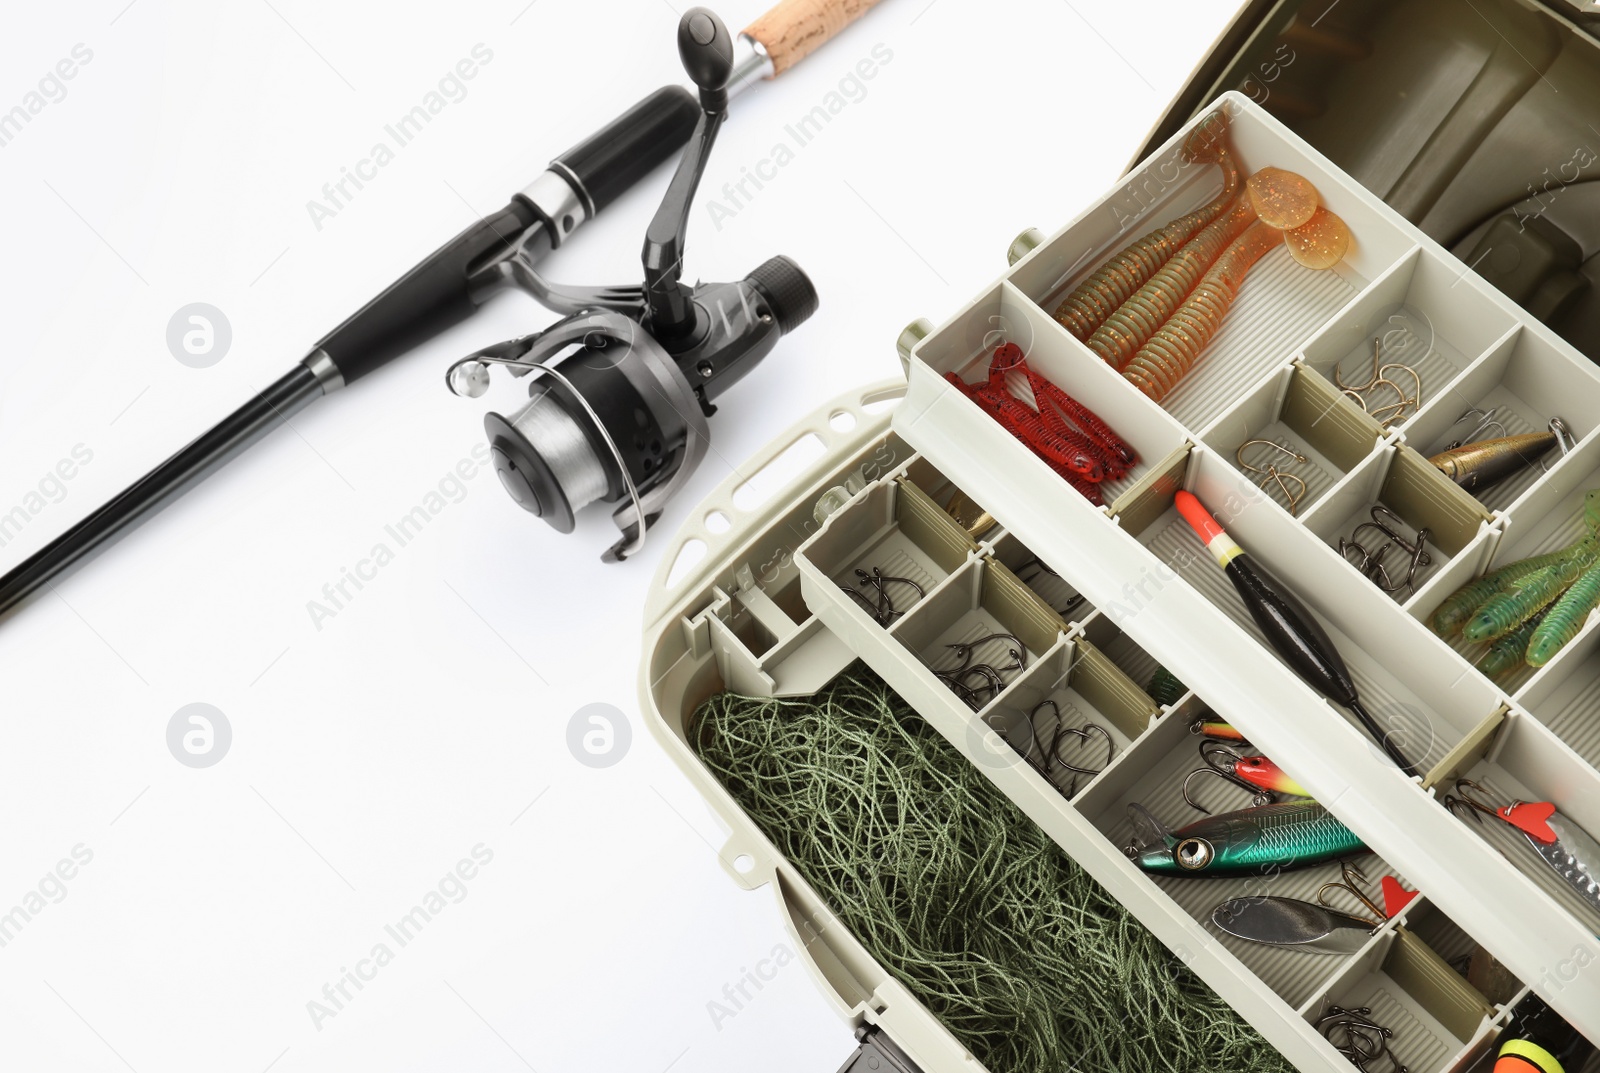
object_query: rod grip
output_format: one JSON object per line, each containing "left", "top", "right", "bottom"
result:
{"left": 552, "top": 86, "right": 701, "bottom": 214}
{"left": 314, "top": 201, "right": 535, "bottom": 383}
{"left": 744, "top": 0, "right": 883, "bottom": 75}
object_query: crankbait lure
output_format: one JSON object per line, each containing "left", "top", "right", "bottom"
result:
{"left": 1123, "top": 222, "right": 1287, "bottom": 403}
{"left": 1232, "top": 755, "right": 1309, "bottom": 798}
{"left": 1211, "top": 895, "right": 1373, "bottom": 954}
{"left": 1192, "top": 717, "right": 1247, "bottom": 743}
{"left": 1053, "top": 113, "right": 1240, "bottom": 341}
{"left": 1174, "top": 490, "right": 1419, "bottom": 775}
{"left": 1086, "top": 197, "right": 1258, "bottom": 371}
{"left": 1429, "top": 431, "right": 1557, "bottom": 493}
{"left": 1448, "top": 781, "right": 1600, "bottom": 915}
{"left": 1127, "top": 800, "right": 1367, "bottom": 877}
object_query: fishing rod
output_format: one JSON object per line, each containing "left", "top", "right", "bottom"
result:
{"left": 0, "top": 0, "right": 882, "bottom": 616}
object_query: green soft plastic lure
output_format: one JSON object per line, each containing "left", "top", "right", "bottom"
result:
{"left": 1476, "top": 610, "right": 1546, "bottom": 680}
{"left": 1463, "top": 559, "right": 1594, "bottom": 643}
{"left": 1527, "top": 558, "right": 1600, "bottom": 666}
{"left": 1127, "top": 800, "right": 1366, "bottom": 878}
{"left": 1434, "top": 491, "right": 1600, "bottom": 668}
{"left": 1147, "top": 664, "right": 1188, "bottom": 707}
{"left": 1432, "top": 542, "right": 1595, "bottom": 637}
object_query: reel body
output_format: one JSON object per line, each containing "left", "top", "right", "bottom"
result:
{"left": 447, "top": 7, "right": 817, "bottom": 561}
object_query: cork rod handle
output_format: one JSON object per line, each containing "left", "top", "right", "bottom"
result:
{"left": 744, "top": 0, "right": 884, "bottom": 76}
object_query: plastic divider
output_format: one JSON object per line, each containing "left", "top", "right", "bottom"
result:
{"left": 1300, "top": 443, "right": 1493, "bottom": 604}
{"left": 1300, "top": 927, "right": 1500, "bottom": 1073}
{"left": 1401, "top": 326, "right": 1600, "bottom": 515}
{"left": 1299, "top": 247, "right": 1520, "bottom": 431}
{"left": 888, "top": 556, "right": 1069, "bottom": 712}
{"left": 1075, "top": 706, "right": 1409, "bottom": 1010}
{"left": 985, "top": 530, "right": 1087, "bottom": 622}
{"left": 1515, "top": 623, "right": 1600, "bottom": 771}
{"left": 976, "top": 639, "right": 1158, "bottom": 800}
{"left": 800, "top": 477, "right": 977, "bottom": 626}
{"left": 1198, "top": 361, "right": 1387, "bottom": 519}
{"left": 902, "top": 455, "right": 1001, "bottom": 542}
{"left": 1075, "top": 609, "right": 1165, "bottom": 700}
{"left": 1441, "top": 709, "right": 1600, "bottom": 935}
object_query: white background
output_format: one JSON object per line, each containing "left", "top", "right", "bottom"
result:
{"left": 0, "top": 1, "right": 1239, "bottom": 1070}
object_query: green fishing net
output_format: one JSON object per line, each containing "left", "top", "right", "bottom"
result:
{"left": 690, "top": 667, "right": 1293, "bottom": 1073}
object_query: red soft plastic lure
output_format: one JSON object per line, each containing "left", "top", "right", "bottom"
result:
{"left": 944, "top": 345, "right": 1132, "bottom": 509}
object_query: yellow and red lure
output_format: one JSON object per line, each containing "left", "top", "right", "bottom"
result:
{"left": 1232, "top": 755, "right": 1309, "bottom": 799}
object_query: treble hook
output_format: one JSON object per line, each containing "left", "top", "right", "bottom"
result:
{"left": 1442, "top": 406, "right": 1507, "bottom": 451}
{"left": 1181, "top": 766, "right": 1272, "bottom": 814}
{"left": 1442, "top": 778, "right": 1506, "bottom": 826}
{"left": 1543, "top": 416, "right": 1578, "bottom": 472}
{"left": 1182, "top": 740, "right": 1272, "bottom": 815}
{"left": 1315, "top": 861, "right": 1386, "bottom": 927}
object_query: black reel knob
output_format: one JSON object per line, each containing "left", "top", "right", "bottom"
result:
{"left": 679, "top": 7, "right": 734, "bottom": 112}
{"left": 746, "top": 255, "right": 820, "bottom": 336}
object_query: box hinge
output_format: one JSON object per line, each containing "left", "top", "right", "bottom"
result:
{"left": 833, "top": 1025, "right": 925, "bottom": 1073}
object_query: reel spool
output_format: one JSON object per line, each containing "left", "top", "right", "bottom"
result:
{"left": 446, "top": 7, "right": 818, "bottom": 561}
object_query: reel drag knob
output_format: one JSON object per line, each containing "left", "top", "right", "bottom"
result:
{"left": 746, "top": 255, "right": 819, "bottom": 336}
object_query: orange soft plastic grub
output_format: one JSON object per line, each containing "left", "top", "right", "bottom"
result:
{"left": 1285, "top": 207, "right": 1352, "bottom": 269}
{"left": 1246, "top": 166, "right": 1319, "bottom": 229}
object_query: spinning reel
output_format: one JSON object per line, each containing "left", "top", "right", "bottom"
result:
{"left": 447, "top": 6, "right": 818, "bottom": 561}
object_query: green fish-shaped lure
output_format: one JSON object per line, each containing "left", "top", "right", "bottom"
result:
{"left": 1127, "top": 800, "right": 1366, "bottom": 877}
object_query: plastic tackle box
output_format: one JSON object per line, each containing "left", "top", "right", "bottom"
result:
{"left": 638, "top": 90, "right": 1600, "bottom": 1073}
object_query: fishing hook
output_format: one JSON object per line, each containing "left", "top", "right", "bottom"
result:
{"left": 1542, "top": 416, "right": 1578, "bottom": 472}
{"left": 1237, "top": 439, "right": 1310, "bottom": 515}
{"left": 1314, "top": 861, "right": 1386, "bottom": 927}
{"left": 1441, "top": 406, "right": 1507, "bottom": 451}
{"left": 1181, "top": 765, "right": 1272, "bottom": 814}
{"left": 945, "top": 633, "right": 1026, "bottom": 675}
{"left": 1442, "top": 778, "right": 1506, "bottom": 826}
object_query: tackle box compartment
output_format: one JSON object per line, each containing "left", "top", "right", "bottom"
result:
{"left": 638, "top": 65, "right": 1600, "bottom": 1073}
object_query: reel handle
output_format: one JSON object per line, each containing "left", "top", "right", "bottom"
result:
{"left": 679, "top": 8, "right": 735, "bottom": 113}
